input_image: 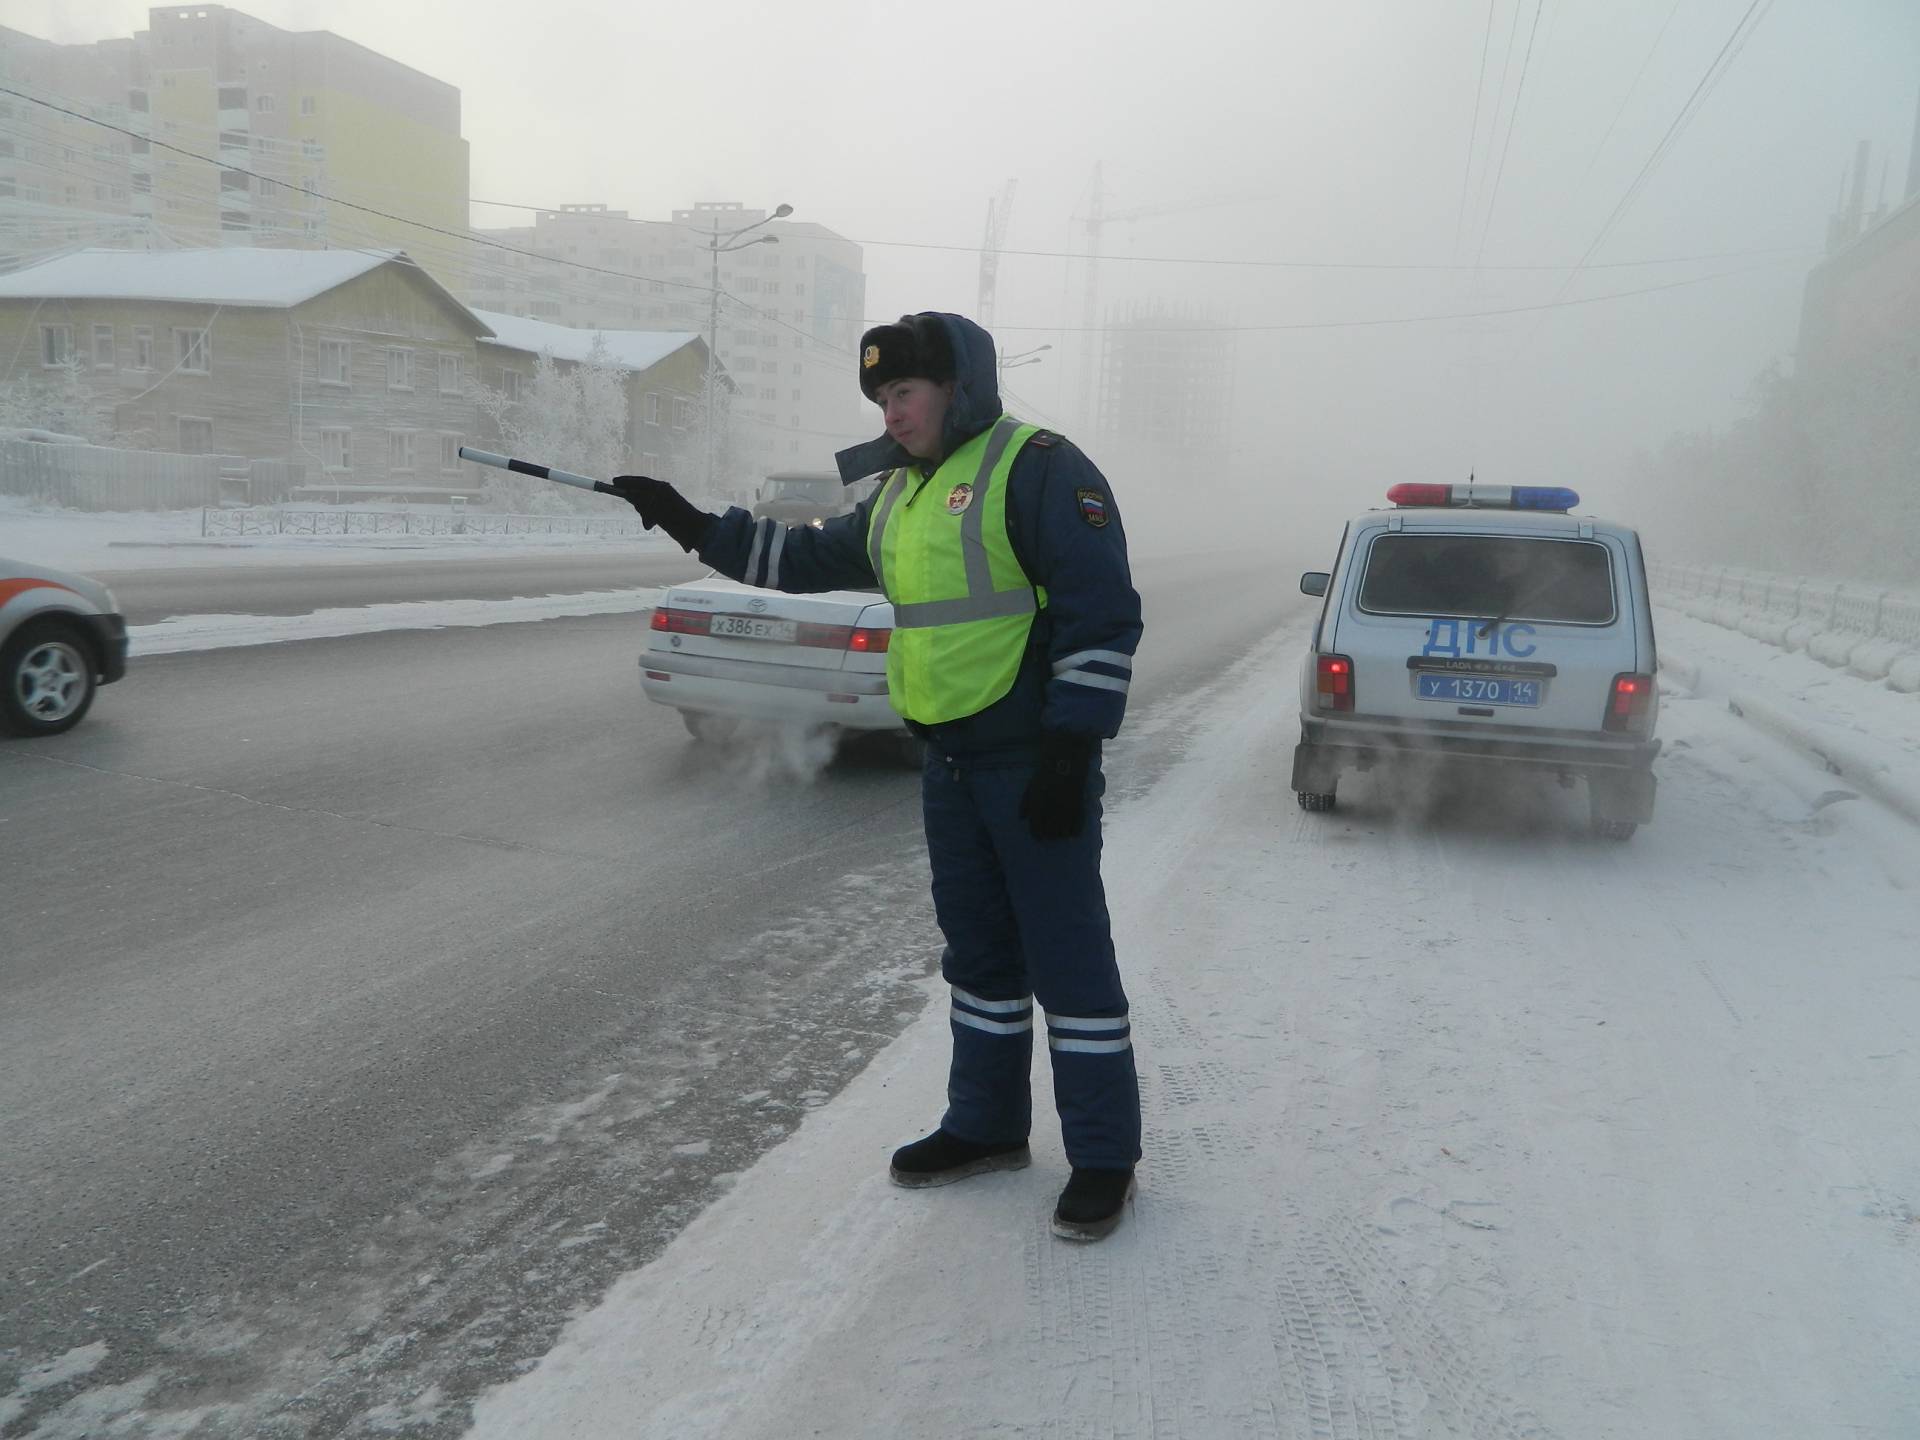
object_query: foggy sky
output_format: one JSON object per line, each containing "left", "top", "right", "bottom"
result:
{"left": 10, "top": 0, "right": 1919, "bottom": 516}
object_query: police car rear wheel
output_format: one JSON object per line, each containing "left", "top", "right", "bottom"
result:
{"left": 1296, "top": 790, "right": 1337, "bottom": 813}
{"left": 1, "top": 619, "right": 97, "bottom": 737}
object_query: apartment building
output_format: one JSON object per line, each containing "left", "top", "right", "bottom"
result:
{"left": 0, "top": 6, "right": 467, "bottom": 261}
{"left": 465, "top": 201, "right": 870, "bottom": 471}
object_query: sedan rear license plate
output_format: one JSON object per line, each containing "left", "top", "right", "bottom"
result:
{"left": 1416, "top": 673, "right": 1541, "bottom": 706}
{"left": 710, "top": 614, "right": 797, "bottom": 642}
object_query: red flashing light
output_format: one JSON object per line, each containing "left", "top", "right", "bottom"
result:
{"left": 1315, "top": 653, "right": 1355, "bottom": 712}
{"left": 1387, "top": 483, "right": 1451, "bottom": 507}
{"left": 848, "top": 626, "right": 891, "bottom": 653}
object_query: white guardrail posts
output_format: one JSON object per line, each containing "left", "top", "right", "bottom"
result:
{"left": 1653, "top": 559, "right": 1920, "bottom": 693}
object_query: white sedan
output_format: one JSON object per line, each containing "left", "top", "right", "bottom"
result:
{"left": 639, "top": 576, "right": 917, "bottom": 759}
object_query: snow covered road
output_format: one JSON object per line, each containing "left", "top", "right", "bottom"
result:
{"left": 470, "top": 623, "right": 1920, "bottom": 1440}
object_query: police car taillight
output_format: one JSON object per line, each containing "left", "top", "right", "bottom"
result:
{"left": 651, "top": 606, "right": 711, "bottom": 634}
{"left": 847, "top": 626, "right": 891, "bottom": 653}
{"left": 1315, "top": 653, "right": 1355, "bottom": 712}
{"left": 1386, "top": 483, "right": 1580, "bottom": 512}
{"left": 1603, "top": 672, "right": 1654, "bottom": 733}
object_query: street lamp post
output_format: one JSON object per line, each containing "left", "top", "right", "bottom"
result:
{"left": 998, "top": 342, "right": 1052, "bottom": 372}
{"left": 703, "top": 202, "right": 793, "bottom": 496}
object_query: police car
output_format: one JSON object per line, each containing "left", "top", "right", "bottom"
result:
{"left": 1292, "top": 484, "right": 1659, "bottom": 839}
{"left": 639, "top": 576, "right": 915, "bottom": 757}
{"left": 2, "top": 555, "right": 129, "bottom": 737}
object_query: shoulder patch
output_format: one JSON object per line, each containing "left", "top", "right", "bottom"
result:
{"left": 1029, "top": 430, "right": 1060, "bottom": 448}
{"left": 1075, "top": 487, "right": 1109, "bottom": 528}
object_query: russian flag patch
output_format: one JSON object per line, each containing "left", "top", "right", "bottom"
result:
{"left": 1076, "top": 488, "right": 1109, "bottom": 528}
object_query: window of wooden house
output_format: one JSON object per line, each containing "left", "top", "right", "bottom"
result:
{"left": 388, "top": 430, "right": 415, "bottom": 472}
{"left": 92, "top": 324, "right": 114, "bottom": 370}
{"left": 437, "top": 354, "right": 460, "bottom": 395}
{"left": 318, "top": 338, "right": 350, "bottom": 386}
{"left": 175, "top": 327, "right": 210, "bottom": 373}
{"left": 386, "top": 347, "right": 413, "bottom": 390}
{"left": 320, "top": 428, "right": 351, "bottom": 471}
{"left": 40, "top": 325, "right": 70, "bottom": 367}
{"left": 132, "top": 326, "right": 153, "bottom": 370}
{"left": 501, "top": 370, "right": 522, "bottom": 402}
{"left": 644, "top": 392, "right": 660, "bottom": 425}
{"left": 672, "top": 396, "right": 693, "bottom": 430}
{"left": 440, "top": 434, "right": 461, "bottom": 471}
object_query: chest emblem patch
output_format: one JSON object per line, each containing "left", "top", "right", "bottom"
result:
{"left": 1076, "top": 487, "right": 1109, "bottom": 527}
{"left": 946, "top": 482, "right": 975, "bottom": 515}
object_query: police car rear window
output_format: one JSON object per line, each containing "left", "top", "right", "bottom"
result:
{"left": 1357, "top": 535, "right": 1616, "bottom": 624}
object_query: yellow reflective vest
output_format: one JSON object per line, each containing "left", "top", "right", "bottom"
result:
{"left": 865, "top": 415, "right": 1046, "bottom": 725}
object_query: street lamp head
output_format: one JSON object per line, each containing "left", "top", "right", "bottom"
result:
{"left": 758, "top": 235, "right": 780, "bottom": 245}
{"left": 772, "top": 203, "right": 794, "bottom": 219}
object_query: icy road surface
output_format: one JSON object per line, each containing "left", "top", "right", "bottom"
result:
{"left": 469, "top": 625, "right": 1919, "bottom": 1440}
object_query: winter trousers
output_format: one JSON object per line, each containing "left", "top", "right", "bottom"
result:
{"left": 920, "top": 747, "right": 1142, "bottom": 1170}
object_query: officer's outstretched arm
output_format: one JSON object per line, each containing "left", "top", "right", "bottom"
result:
{"left": 1015, "top": 443, "right": 1143, "bottom": 740}
{"left": 697, "top": 504, "right": 878, "bottom": 593}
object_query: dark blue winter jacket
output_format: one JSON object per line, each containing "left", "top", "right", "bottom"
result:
{"left": 696, "top": 312, "right": 1142, "bottom": 754}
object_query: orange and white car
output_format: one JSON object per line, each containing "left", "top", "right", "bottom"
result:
{"left": 1, "top": 556, "right": 128, "bottom": 736}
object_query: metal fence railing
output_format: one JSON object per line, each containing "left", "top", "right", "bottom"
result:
{"left": 200, "top": 506, "right": 649, "bottom": 539}
{"left": 1649, "top": 559, "right": 1920, "bottom": 690}
{"left": 2, "top": 439, "right": 301, "bottom": 509}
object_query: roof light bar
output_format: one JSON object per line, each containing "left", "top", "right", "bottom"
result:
{"left": 1385, "top": 483, "right": 1579, "bottom": 513}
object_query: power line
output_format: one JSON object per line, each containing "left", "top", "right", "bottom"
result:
{"left": 1556, "top": 0, "right": 1775, "bottom": 299}
{"left": 1452, "top": 0, "right": 1500, "bottom": 263}
{"left": 1473, "top": 0, "right": 1548, "bottom": 271}
{"left": 471, "top": 191, "right": 1796, "bottom": 276}
{"left": 962, "top": 258, "right": 1796, "bottom": 335}
{"left": 1576, "top": 0, "right": 1686, "bottom": 190}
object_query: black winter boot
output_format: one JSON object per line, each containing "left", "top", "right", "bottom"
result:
{"left": 888, "top": 1128, "right": 1031, "bottom": 1189}
{"left": 1051, "top": 1166, "right": 1136, "bottom": 1241}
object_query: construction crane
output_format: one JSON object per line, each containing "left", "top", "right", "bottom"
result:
{"left": 1072, "top": 162, "right": 1278, "bottom": 433}
{"left": 976, "top": 178, "right": 1018, "bottom": 328}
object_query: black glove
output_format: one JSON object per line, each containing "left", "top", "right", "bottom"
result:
{"left": 605, "top": 476, "right": 716, "bottom": 554}
{"left": 1019, "top": 733, "right": 1094, "bottom": 841}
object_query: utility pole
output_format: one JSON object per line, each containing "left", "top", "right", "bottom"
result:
{"left": 701, "top": 202, "right": 793, "bottom": 495}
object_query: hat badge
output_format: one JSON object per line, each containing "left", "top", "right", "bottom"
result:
{"left": 862, "top": 344, "right": 880, "bottom": 369}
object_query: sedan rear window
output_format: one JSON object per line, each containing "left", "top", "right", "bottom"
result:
{"left": 1358, "top": 534, "right": 1616, "bottom": 624}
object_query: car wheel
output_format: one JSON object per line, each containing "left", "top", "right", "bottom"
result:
{"left": 1, "top": 618, "right": 97, "bottom": 738}
{"left": 1591, "top": 817, "right": 1637, "bottom": 842}
{"left": 680, "top": 710, "right": 739, "bottom": 744}
{"left": 1296, "top": 790, "right": 1337, "bottom": 813}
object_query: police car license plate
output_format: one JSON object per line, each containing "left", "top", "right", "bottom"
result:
{"left": 710, "top": 614, "right": 797, "bottom": 642}
{"left": 1416, "top": 673, "right": 1541, "bottom": 706}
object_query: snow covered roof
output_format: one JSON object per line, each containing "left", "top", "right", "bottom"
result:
{"left": 0, "top": 246, "right": 413, "bottom": 308}
{"left": 471, "top": 309, "right": 706, "bottom": 374}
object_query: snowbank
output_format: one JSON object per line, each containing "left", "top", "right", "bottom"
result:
{"left": 465, "top": 627, "right": 1920, "bottom": 1440}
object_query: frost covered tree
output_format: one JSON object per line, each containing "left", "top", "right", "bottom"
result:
{"left": 468, "top": 337, "right": 630, "bottom": 514}
{"left": 1634, "top": 355, "right": 1916, "bottom": 584}
{"left": 0, "top": 358, "right": 116, "bottom": 444}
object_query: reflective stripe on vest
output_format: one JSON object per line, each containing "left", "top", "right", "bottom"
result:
{"left": 865, "top": 415, "right": 1044, "bottom": 725}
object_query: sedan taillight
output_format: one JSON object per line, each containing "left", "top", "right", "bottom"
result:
{"left": 650, "top": 606, "right": 711, "bottom": 635}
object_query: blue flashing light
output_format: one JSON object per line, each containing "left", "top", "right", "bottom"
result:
{"left": 1510, "top": 486, "right": 1579, "bottom": 512}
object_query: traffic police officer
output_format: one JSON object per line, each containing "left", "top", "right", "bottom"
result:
{"left": 607, "top": 312, "right": 1143, "bottom": 1240}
